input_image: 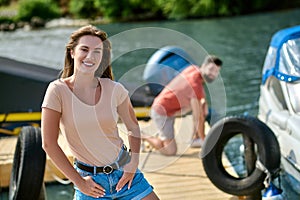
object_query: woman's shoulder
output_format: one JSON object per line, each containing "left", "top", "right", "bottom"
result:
{"left": 99, "top": 78, "right": 127, "bottom": 91}
{"left": 47, "top": 79, "right": 67, "bottom": 91}
{"left": 48, "top": 78, "right": 63, "bottom": 86}
{"left": 100, "top": 78, "right": 122, "bottom": 86}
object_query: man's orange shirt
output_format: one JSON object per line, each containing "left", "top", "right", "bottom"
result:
{"left": 152, "top": 65, "right": 205, "bottom": 116}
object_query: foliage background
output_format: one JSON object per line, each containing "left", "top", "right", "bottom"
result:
{"left": 0, "top": 0, "right": 300, "bottom": 24}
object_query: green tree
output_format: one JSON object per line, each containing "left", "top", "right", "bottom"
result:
{"left": 0, "top": 0, "right": 10, "bottom": 6}
{"left": 69, "top": 0, "right": 101, "bottom": 19}
{"left": 155, "top": 0, "right": 217, "bottom": 19}
{"left": 189, "top": 0, "right": 217, "bottom": 17}
{"left": 94, "top": 0, "right": 160, "bottom": 20}
{"left": 17, "top": 0, "right": 61, "bottom": 21}
{"left": 94, "top": 0, "right": 123, "bottom": 19}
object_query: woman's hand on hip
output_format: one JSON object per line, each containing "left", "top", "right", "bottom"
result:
{"left": 116, "top": 162, "right": 137, "bottom": 192}
{"left": 77, "top": 176, "right": 106, "bottom": 198}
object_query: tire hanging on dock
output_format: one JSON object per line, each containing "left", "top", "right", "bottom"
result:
{"left": 9, "top": 126, "right": 46, "bottom": 200}
{"left": 201, "top": 115, "right": 281, "bottom": 196}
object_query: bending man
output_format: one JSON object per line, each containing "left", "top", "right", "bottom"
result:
{"left": 144, "top": 55, "right": 222, "bottom": 156}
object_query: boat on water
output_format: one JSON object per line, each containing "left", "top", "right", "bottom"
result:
{"left": 258, "top": 25, "right": 300, "bottom": 193}
{"left": 0, "top": 56, "right": 59, "bottom": 136}
{"left": 201, "top": 25, "right": 300, "bottom": 199}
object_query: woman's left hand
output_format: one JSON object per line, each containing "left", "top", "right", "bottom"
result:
{"left": 116, "top": 161, "right": 138, "bottom": 192}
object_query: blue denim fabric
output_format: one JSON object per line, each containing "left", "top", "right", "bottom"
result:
{"left": 73, "top": 148, "right": 153, "bottom": 199}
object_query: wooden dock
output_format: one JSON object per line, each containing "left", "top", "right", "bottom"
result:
{"left": 124, "top": 115, "right": 238, "bottom": 200}
{"left": 0, "top": 133, "right": 73, "bottom": 188}
{"left": 143, "top": 149, "right": 237, "bottom": 200}
{"left": 0, "top": 115, "right": 238, "bottom": 199}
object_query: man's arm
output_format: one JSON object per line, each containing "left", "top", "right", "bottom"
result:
{"left": 190, "top": 98, "right": 207, "bottom": 140}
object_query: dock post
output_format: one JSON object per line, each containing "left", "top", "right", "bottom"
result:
{"left": 239, "top": 135, "right": 262, "bottom": 200}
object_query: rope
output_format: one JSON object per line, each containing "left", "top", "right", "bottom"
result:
{"left": 47, "top": 164, "right": 71, "bottom": 185}
{"left": 256, "top": 159, "right": 272, "bottom": 188}
{"left": 140, "top": 146, "right": 153, "bottom": 170}
{"left": 51, "top": 173, "right": 71, "bottom": 185}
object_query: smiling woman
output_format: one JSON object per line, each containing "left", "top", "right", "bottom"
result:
{"left": 41, "top": 25, "right": 159, "bottom": 200}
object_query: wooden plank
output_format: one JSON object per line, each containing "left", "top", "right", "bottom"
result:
{"left": 0, "top": 134, "right": 73, "bottom": 188}
{"left": 142, "top": 148, "right": 237, "bottom": 200}
{"left": 0, "top": 136, "right": 17, "bottom": 187}
{"left": 137, "top": 115, "right": 237, "bottom": 199}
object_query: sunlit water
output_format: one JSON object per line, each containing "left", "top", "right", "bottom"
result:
{"left": 1, "top": 8, "right": 300, "bottom": 199}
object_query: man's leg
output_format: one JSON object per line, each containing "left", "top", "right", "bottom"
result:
{"left": 144, "top": 109, "right": 177, "bottom": 156}
{"left": 144, "top": 137, "right": 177, "bottom": 156}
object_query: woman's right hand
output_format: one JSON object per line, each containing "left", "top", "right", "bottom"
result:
{"left": 77, "top": 176, "right": 106, "bottom": 198}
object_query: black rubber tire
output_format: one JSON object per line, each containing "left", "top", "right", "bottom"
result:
{"left": 201, "top": 115, "right": 281, "bottom": 196}
{"left": 9, "top": 126, "right": 46, "bottom": 200}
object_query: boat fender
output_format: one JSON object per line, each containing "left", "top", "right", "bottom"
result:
{"left": 201, "top": 115, "right": 281, "bottom": 196}
{"left": 9, "top": 126, "right": 46, "bottom": 200}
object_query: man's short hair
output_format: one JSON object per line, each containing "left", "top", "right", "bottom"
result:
{"left": 203, "top": 55, "right": 222, "bottom": 67}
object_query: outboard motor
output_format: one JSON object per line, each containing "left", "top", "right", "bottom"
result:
{"left": 143, "top": 46, "right": 196, "bottom": 96}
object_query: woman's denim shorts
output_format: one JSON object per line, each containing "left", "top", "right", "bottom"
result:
{"left": 73, "top": 150, "right": 154, "bottom": 199}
